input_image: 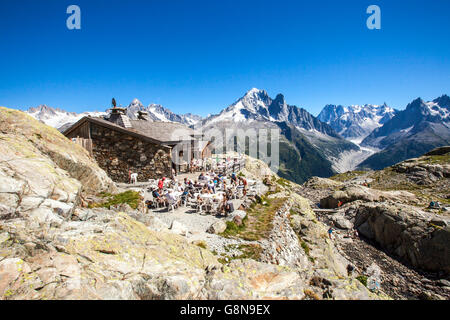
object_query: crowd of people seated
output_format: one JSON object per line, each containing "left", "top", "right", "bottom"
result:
{"left": 144, "top": 170, "right": 250, "bottom": 217}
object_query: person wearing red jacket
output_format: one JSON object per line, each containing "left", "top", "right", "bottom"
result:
{"left": 158, "top": 177, "right": 165, "bottom": 193}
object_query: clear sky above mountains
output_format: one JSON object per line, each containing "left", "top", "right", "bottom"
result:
{"left": 0, "top": 0, "right": 449, "bottom": 116}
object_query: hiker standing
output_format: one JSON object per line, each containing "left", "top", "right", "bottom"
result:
{"left": 347, "top": 264, "right": 355, "bottom": 276}
{"left": 328, "top": 227, "right": 333, "bottom": 239}
{"left": 239, "top": 177, "right": 248, "bottom": 196}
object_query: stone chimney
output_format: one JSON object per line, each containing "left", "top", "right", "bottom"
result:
{"left": 137, "top": 110, "right": 149, "bottom": 121}
{"left": 108, "top": 107, "right": 132, "bottom": 128}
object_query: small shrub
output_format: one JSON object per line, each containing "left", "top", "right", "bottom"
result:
{"left": 238, "top": 244, "right": 263, "bottom": 261}
{"left": 301, "top": 241, "right": 310, "bottom": 256}
{"left": 195, "top": 241, "right": 207, "bottom": 249}
{"left": 89, "top": 190, "right": 141, "bottom": 210}
{"left": 218, "top": 244, "right": 263, "bottom": 265}
{"left": 220, "top": 218, "right": 247, "bottom": 237}
{"left": 276, "top": 178, "right": 290, "bottom": 187}
{"left": 356, "top": 275, "right": 368, "bottom": 287}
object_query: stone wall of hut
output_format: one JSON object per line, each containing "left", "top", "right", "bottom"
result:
{"left": 90, "top": 123, "right": 172, "bottom": 183}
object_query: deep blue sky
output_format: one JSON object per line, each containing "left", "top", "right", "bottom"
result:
{"left": 0, "top": 0, "right": 449, "bottom": 116}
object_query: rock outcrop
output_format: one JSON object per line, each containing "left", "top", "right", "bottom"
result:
{"left": 301, "top": 147, "right": 450, "bottom": 278}
{"left": 353, "top": 203, "right": 450, "bottom": 274}
{"left": 320, "top": 186, "right": 417, "bottom": 209}
{"left": 0, "top": 107, "right": 115, "bottom": 222}
{"left": 0, "top": 107, "right": 116, "bottom": 196}
{"left": 391, "top": 155, "right": 450, "bottom": 185}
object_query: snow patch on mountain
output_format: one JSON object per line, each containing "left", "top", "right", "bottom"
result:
{"left": 362, "top": 95, "right": 450, "bottom": 150}
{"left": 148, "top": 104, "right": 172, "bottom": 122}
{"left": 204, "top": 89, "right": 341, "bottom": 137}
{"left": 26, "top": 105, "right": 106, "bottom": 129}
{"left": 25, "top": 100, "right": 203, "bottom": 129}
{"left": 127, "top": 101, "right": 202, "bottom": 125}
{"left": 425, "top": 101, "right": 449, "bottom": 119}
{"left": 318, "top": 103, "right": 397, "bottom": 140}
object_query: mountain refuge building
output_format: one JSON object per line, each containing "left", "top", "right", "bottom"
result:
{"left": 63, "top": 107, "right": 211, "bottom": 183}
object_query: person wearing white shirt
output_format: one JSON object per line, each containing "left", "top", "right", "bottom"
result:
{"left": 165, "top": 191, "right": 177, "bottom": 204}
{"left": 207, "top": 180, "right": 216, "bottom": 194}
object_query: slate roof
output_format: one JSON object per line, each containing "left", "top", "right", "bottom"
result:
{"left": 129, "top": 120, "right": 195, "bottom": 144}
{"left": 63, "top": 116, "right": 196, "bottom": 145}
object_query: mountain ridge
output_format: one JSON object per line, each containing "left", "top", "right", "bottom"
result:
{"left": 317, "top": 103, "right": 397, "bottom": 141}
{"left": 202, "top": 88, "right": 341, "bottom": 138}
{"left": 25, "top": 101, "right": 203, "bottom": 129}
{"left": 359, "top": 94, "right": 450, "bottom": 170}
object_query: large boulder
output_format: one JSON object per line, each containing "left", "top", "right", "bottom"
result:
{"left": 354, "top": 202, "right": 450, "bottom": 274}
{"left": 392, "top": 154, "right": 450, "bottom": 183}
{"left": 320, "top": 186, "right": 417, "bottom": 209}
{"left": 0, "top": 107, "right": 117, "bottom": 227}
{"left": 207, "top": 220, "right": 227, "bottom": 234}
{"left": 331, "top": 215, "right": 353, "bottom": 230}
{"left": 289, "top": 195, "right": 348, "bottom": 277}
{"left": 0, "top": 107, "right": 116, "bottom": 197}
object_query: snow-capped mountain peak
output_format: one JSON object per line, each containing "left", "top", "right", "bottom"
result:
{"left": 125, "top": 100, "right": 203, "bottom": 125}
{"left": 433, "top": 94, "right": 450, "bottom": 108}
{"left": 206, "top": 88, "right": 271, "bottom": 124}
{"left": 359, "top": 94, "right": 450, "bottom": 169}
{"left": 148, "top": 104, "right": 174, "bottom": 122}
{"left": 130, "top": 98, "right": 144, "bottom": 107}
{"left": 26, "top": 105, "right": 106, "bottom": 129}
{"left": 24, "top": 99, "right": 203, "bottom": 130}
{"left": 203, "top": 88, "right": 341, "bottom": 138}
{"left": 317, "top": 103, "right": 398, "bottom": 141}
{"left": 231, "top": 88, "right": 271, "bottom": 114}
{"left": 403, "top": 96, "right": 449, "bottom": 120}
{"left": 361, "top": 94, "right": 450, "bottom": 150}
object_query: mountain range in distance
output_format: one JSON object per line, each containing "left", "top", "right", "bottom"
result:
{"left": 20, "top": 90, "right": 450, "bottom": 184}
{"left": 358, "top": 94, "right": 450, "bottom": 170}
{"left": 317, "top": 103, "right": 398, "bottom": 143}
{"left": 27, "top": 100, "right": 202, "bottom": 131}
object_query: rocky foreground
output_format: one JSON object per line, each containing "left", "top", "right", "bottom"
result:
{"left": 298, "top": 148, "right": 450, "bottom": 299}
{"left": 0, "top": 107, "right": 389, "bottom": 300}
